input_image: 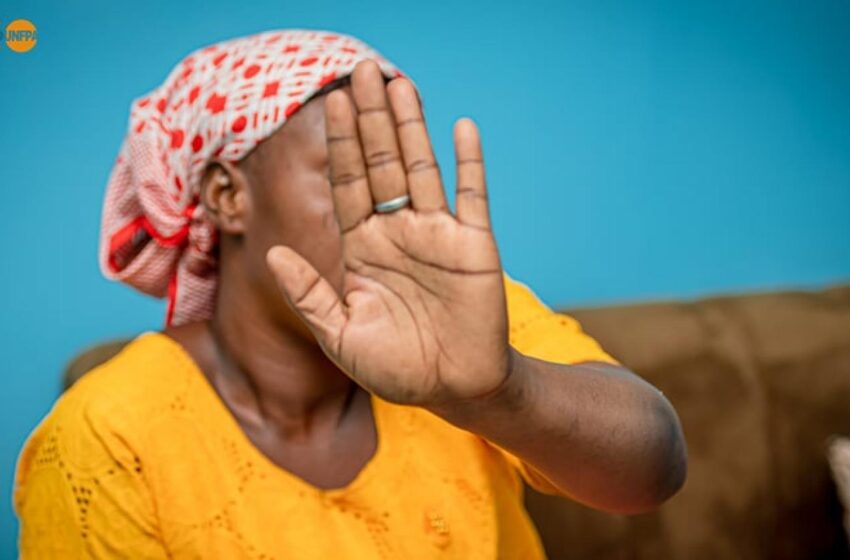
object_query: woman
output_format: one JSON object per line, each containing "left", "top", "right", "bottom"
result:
{"left": 14, "top": 29, "right": 686, "bottom": 558}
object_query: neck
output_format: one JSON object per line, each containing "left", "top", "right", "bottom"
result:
{"left": 208, "top": 264, "right": 356, "bottom": 442}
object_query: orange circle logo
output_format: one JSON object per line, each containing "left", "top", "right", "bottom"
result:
{"left": 5, "top": 19, "right": 37, "bottom": 53}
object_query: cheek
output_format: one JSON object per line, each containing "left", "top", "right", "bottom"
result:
{"left": 252, "top": 170, "right": 344, "bottom": 272}
{"left": 306, "top": 180, "right": 346, "bottom": 273}
{"left": 302, "top": 176, "right": 346, "bottom": 290}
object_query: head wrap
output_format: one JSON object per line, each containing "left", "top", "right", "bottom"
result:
{"left": 99, "top": 29, "right": 408, "bottom": 327}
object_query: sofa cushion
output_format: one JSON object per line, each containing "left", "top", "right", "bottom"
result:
{"left": 523, "top": 284, "right": 850, "bottom": 559}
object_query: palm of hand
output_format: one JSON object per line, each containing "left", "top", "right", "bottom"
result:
{"left": 267, "top": 59, "right": 510, "bottom": 407}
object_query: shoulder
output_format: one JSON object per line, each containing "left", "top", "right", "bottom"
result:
{"left": 502, "top": 271, "right": 620, "bottom": 365}
{"left": 14, "top": 333, "right": 176, "bottom": 556}
{"left": 502, "top": 271, "right": 552, "bottom": 327}
{"left": 58, "top": 332, "right": 193, "bottom": 426}
{"left": 14, "top": 333, "right": 193, "bottom": 507}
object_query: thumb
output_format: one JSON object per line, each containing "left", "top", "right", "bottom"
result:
{"left": 266, "top": 245, "right": 346, "bottom": 351}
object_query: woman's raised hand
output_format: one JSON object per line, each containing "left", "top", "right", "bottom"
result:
{"left": 267, "top": 59, "right": 510, "bottom": 407}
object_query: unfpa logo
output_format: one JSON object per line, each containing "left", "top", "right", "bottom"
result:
{"left": 4, "top": 19, "right": 37, "bottom": 53}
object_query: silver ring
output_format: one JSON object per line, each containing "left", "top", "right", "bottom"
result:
{"left": 374, "top": 194, "right": 411, "bottom": 214}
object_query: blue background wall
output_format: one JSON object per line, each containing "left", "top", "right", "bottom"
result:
{"left": 1, "top": 0, "right": 848, "bottom": 554}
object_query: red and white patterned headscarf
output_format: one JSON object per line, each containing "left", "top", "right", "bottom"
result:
{"left": 99, "top": 29, "right": 408, "bottom": 327}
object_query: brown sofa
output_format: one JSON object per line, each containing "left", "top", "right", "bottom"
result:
{"left": 527, "top": 283, "right": 850, "bottom": 559}
{"left": 62, "top": 284, "right": 850, "bottom": 558}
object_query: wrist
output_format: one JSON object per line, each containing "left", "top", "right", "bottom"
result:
{"left": 426, "top": 345, "right": 533, "bottom": 429}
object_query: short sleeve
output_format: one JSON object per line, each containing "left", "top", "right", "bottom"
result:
{"left": 13, "top": 381, "right": 169, "bottom": 559}
{"left": 493, "top": 271, "right": 621, "bottom": 496}
{"left": 503, "top": 271, "right": 620, "bottom": 366}
{"left": 489, "top": 441, "right": 568, "bottom": 496}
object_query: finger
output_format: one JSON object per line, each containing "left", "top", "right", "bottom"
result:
{"left": 454, "top": 118, "right": 491, "bottom": 229}
{"left": 325, "top": 89, "right": 372, "bottom": 234}
{"left": 386, "top": 77, "right": 448, "bottom": 212}
{"left": 266, "top": 245, "right": 346, "bottom": 351}
{"left": 350, "top": 59, "right": 410, "bottom": 210}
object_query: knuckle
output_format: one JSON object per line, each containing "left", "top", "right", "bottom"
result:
{"left": 365, "top": 150, "right": 401, "bottom": 168}
{"left": 330, "top": 172, "right": 367, "bottom": 187}
{"left": 456, "top": 187, "right": 487, "bottom": 200}
{"left": 407, "top": 159, "right": 438, "bottom": 174}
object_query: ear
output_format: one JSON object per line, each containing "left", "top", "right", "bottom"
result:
{"left": 199, "top": 158, "right": 250, "bottom": 235}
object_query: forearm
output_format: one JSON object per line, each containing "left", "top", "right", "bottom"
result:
{"left": 426, "top": 346, "right": 688, "bottom": 515}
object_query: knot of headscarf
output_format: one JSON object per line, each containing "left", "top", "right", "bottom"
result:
{"left": 99, "top": 29, "right": 406, "bottom": 326}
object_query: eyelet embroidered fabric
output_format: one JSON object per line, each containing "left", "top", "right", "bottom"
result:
{"left": 14, "top": 275, "right": 618, "bottom": 558}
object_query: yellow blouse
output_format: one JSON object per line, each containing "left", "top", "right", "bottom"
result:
{"left": 14, "top": 273, "right": 618, "bottom": 559}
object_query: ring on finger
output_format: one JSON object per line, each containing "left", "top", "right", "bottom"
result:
{"left": 374, "top": 194, "right": 411, "bottom": 214}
